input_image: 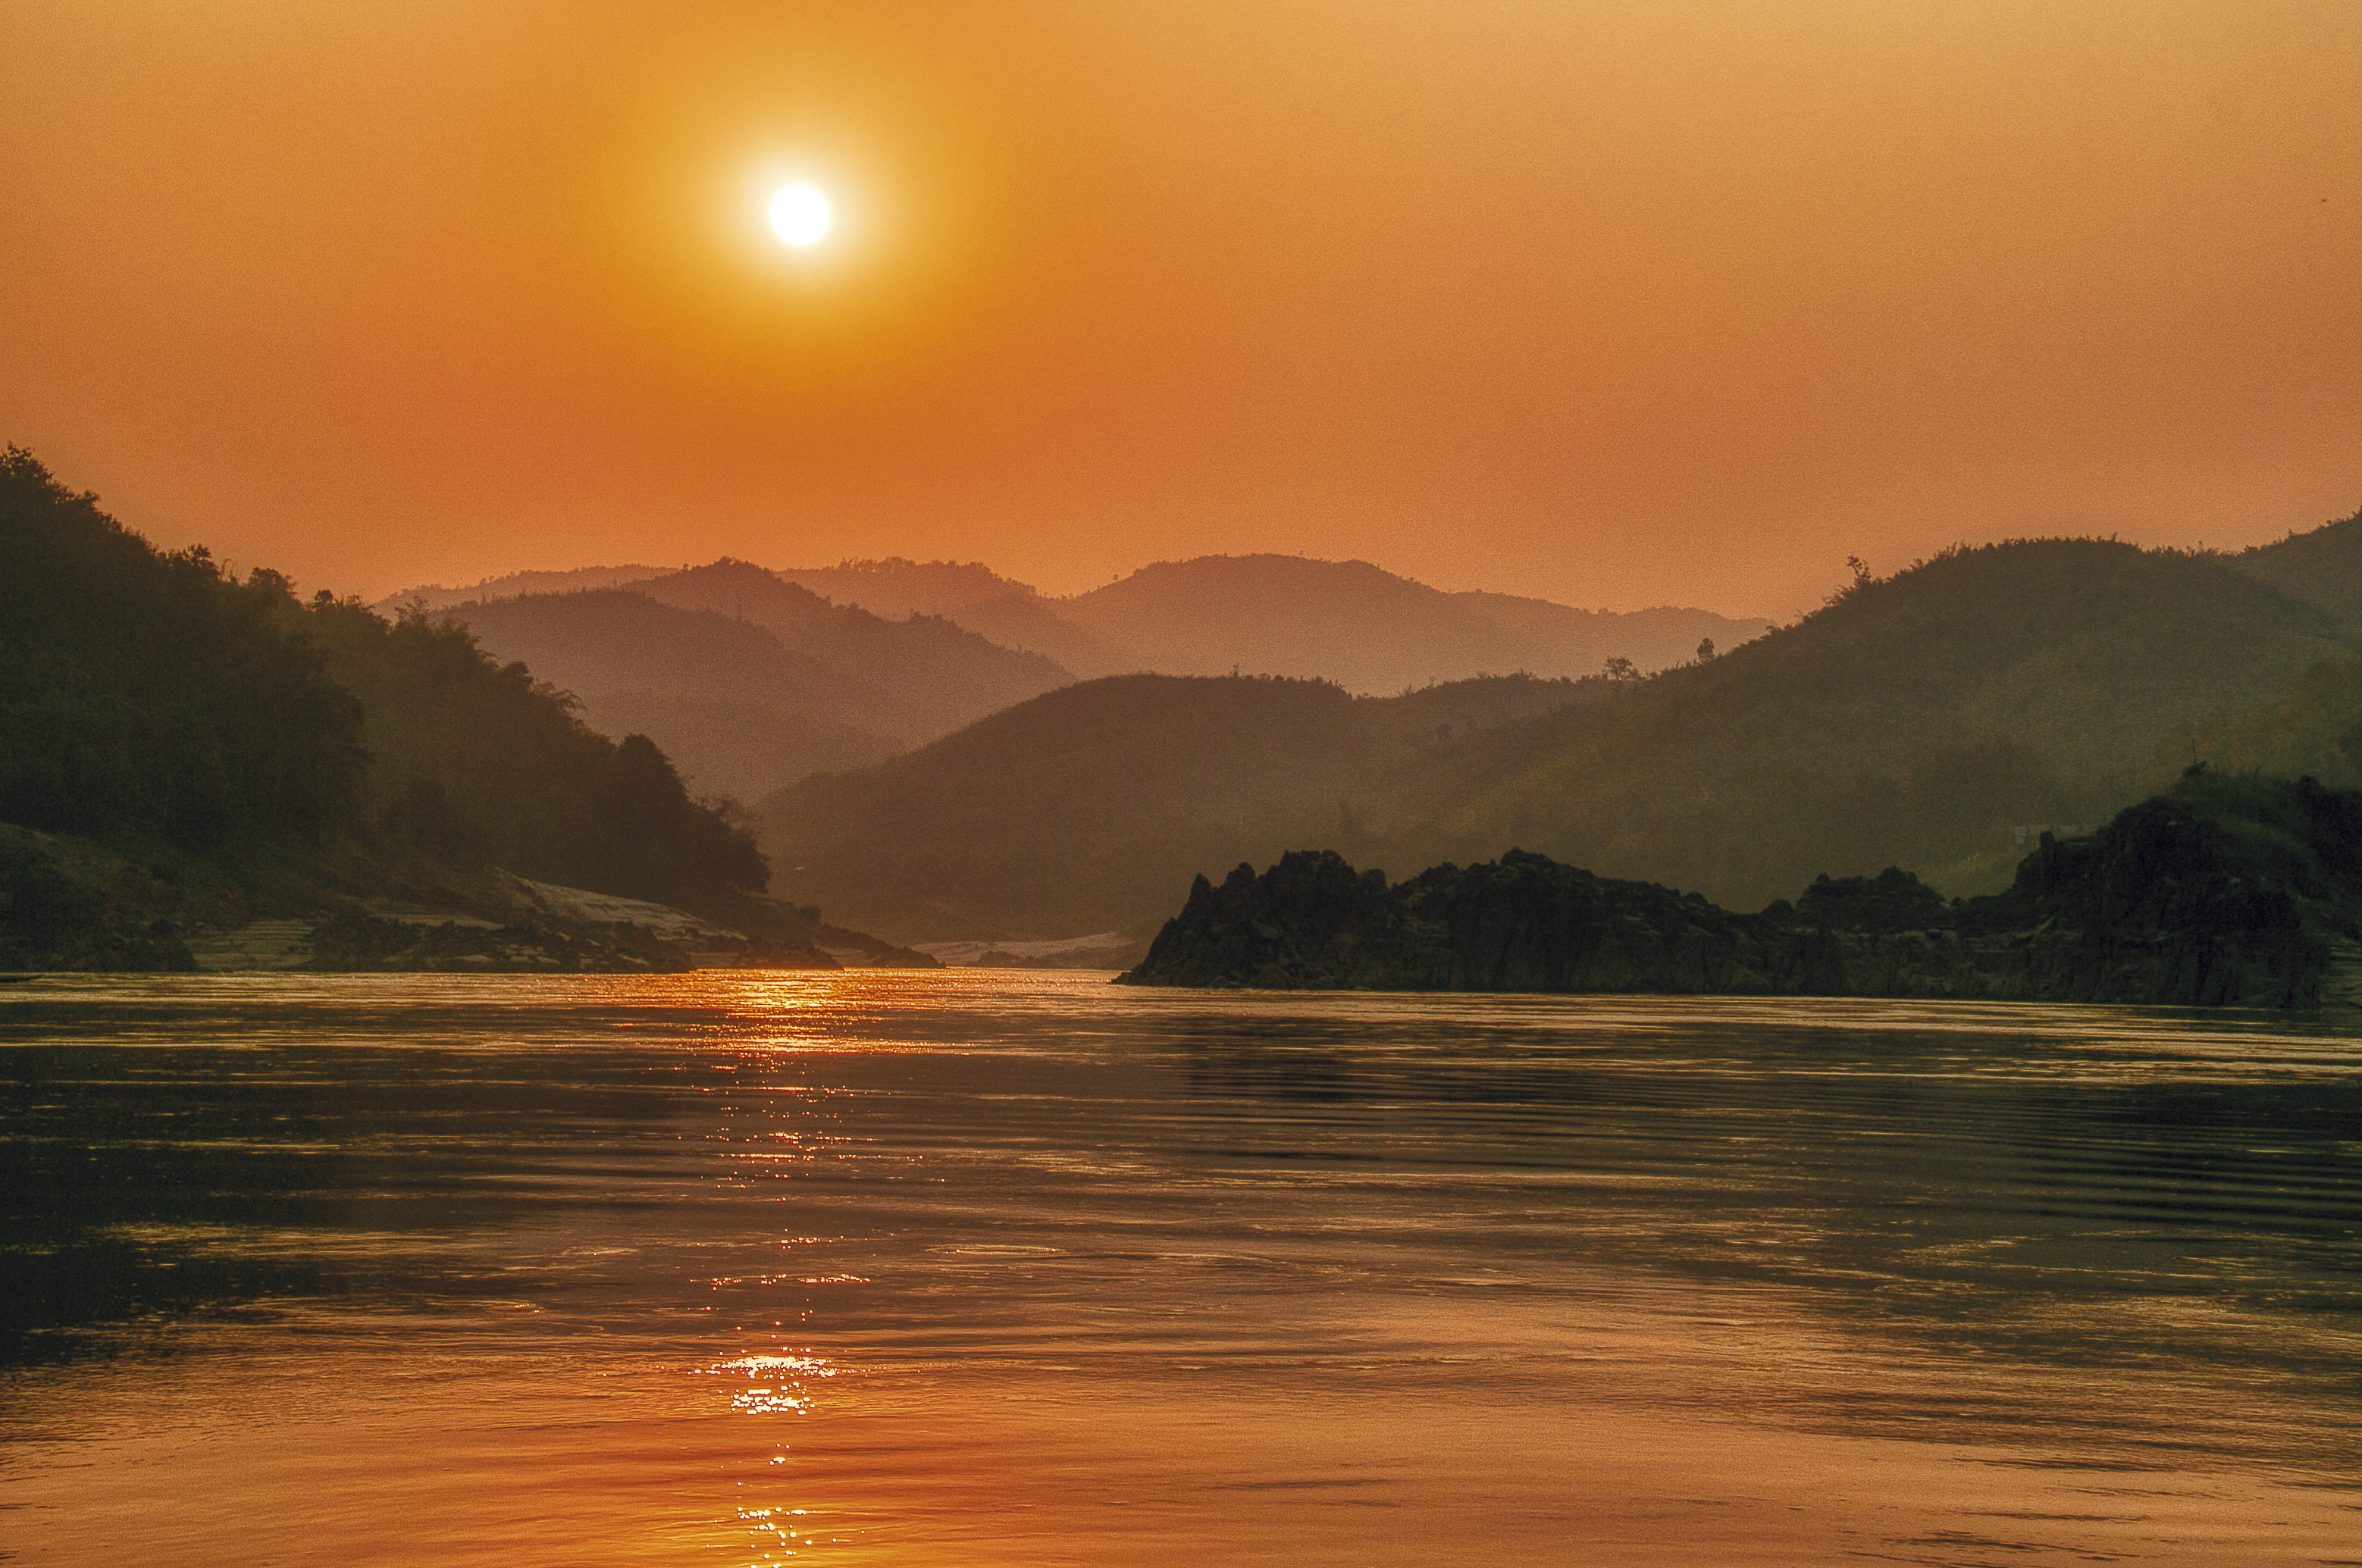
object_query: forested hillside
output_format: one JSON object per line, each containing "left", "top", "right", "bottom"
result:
{"left": 764, "top": 536, "right": 2357, "bottom": 939}
{"left": 382, "top": 563, "right": 669, "bottom": 612}
{"left": 299, "top": 600, "right": 765, "bottom": 907}
{"left": 760, "top": 673, "right": 1602, "bottom": 940}
{"left": 1379, "top": 539, "right": 2348, "bottom": 906}
{"left": 2, "top": 448, "right": 367, "bottom": 847}
{"left": 0, "top": 447, "right": 765, "bottom": 919}
{"left": 1120, "top": 771, "right": 2362, "bottom": 1012}
{"left": 2234, "top": 505, "right": 2362, "bottom": 621}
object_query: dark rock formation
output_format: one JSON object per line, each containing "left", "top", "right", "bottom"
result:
{"left": 1120, "top": 772, "right": 2362, "bottom": 1010}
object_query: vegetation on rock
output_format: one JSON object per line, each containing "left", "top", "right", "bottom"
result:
{"left": 1121, "top": 771, "right": 2362, "bottom": 1011}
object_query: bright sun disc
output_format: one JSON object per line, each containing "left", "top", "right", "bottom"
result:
{"left": 769, "top": 183, "right": 832, "bottom": 247}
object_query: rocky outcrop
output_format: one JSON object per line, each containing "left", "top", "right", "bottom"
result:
{"left": 1120, "top": 773, "right": 2362, "bottom": 1010}
{"left": 0, "top": 822, "right": 933, "bottom": 974}
{"left": 0, "top": 825, "right": 203, "bottom": 972}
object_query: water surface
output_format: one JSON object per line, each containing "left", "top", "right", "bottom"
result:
{"left": 4, "top": 972, "right": 2359, "bottom": 1565}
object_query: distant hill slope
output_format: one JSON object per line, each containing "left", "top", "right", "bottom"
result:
{"left": 1452, "top": 590, "right": 1765, "bottom": 674}
{"left": 776, "top": 552, "right": 1767, "bottom": 687}
{"left": 758, "top": 673, "right": 1603, "bottom": 941}
{"left": 2233, "top": 503, "right": 2362, "bottom": 621}
{"left": 440, "top": 564, "right": 1071, "bottom": 802}
{"left": 407, "top": 551, "right": 1767, "bottom": 699}
{"left": 772, "top": 558, "right": 1039, "bottom": 619}
{"left": 381, "top": 564, "right": 669, "bottom": 613}
{"left": 1361, "top": 538, "right": 2348, "bottom": 907}
{"left": 1054, "top": 555, "right": 1769, "bottom": 693}
{"left": 774, "top": 556, "right": 1136, "bottom": 675}
{"left": 762, "top": 538, "right": 2353, "bottom": 938}
{"left": 634, "top": 560, "right": 1071, "bottom": 735}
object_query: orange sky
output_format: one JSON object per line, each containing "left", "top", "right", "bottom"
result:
{"left": 3, "top": 1, "right": 2357, "bottom": 616}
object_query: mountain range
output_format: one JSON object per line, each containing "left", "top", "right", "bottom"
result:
{"left": 760, "top": 671, "right": 1602, "bottom": 943}
{"left": 757, "top": 517, "right": 2362, "bottom": 944}
{"left": 17, "top": 433, "right": 2361, "bottom": 969}
{"left": 390, "top": 552, "right": 1771, "bottom": 803}
{"left": 437, "top": 562, "right": 1069, "bottom": 802}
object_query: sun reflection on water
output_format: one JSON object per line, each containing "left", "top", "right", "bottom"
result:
{"left": 8, "top": 973, "right": 2362, "bottom": 1565}
{"left": 706, "top": 1352, "right": 844, "bottom": 1418}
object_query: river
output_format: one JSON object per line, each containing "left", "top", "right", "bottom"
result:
{"left": 4, "top": 972, "right": 2358, "bottom": 1565}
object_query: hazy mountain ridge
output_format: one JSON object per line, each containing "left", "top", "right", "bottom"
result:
{"left": 1053, "top": 555, "right": 1770, "bottom": 693}
{"left": 379, "top": 564, "right": 672, "bottom": 612}
{"left": 772, "top": 558, "right": 1040, "bottom": 619}
{"left": 789, "top": 552, "right": 1771, "bottom": 690}
{"left": 635, "top": 560, "right": 1070, "bottom": 734}
{"left": 434, "top": 565, "right": 1073, "bottom": 802}
{"left": 2232, "top": 504, "right": 2362, "bottom": 621}
{"left": 396, "top": 550, "right": 1762, "bottom": 806}
{"left": 762, "top": 531, "right": 2360, "bottom": 941}
{"left": 759, "top": 672, "right": 1608, "bottom": 941}
{"left": 1451, "top": 590, "right": 1765, "bottom": 674}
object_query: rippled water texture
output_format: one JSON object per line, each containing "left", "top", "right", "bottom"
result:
{"left": 4, "top": 972, "right": 2360, "bottom": 1565}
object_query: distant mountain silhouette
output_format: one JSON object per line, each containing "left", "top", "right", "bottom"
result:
{"left": 413, "top": 552, "right": 1766, "bottom": 809}
{"left": 762, "top": 537, "right": 2354, "bottom": 940}
{"left": 774, "top": 557, "right": 1136, "bottom": 675}
{"left": 2234, "top": 504, "right": 2362, "bottom": 621}
{"left": 759, "top": 673, "right": 1606, "bottom": 940}
{"left": 1450, "top": 590, "right": 1760, "bottom": 677}
{"left": 439, "top": 564, "right": 1071, "bottom": 803}
{"left": 583, "top": 693, "right": 901, "bottom": 805}
{"left": 1054, "top": 555, "right": 1769, "bottom": 693}
{"left": 637, "top": 560, "right": 1072, "bottom": 734}
{"left": 774, "top": 552, "right": 1767, "bottom": 689}
{"left": 381, "top": 564, "right": 670, "bottom": 612}
{"left": 772, "top": 558, "right": 1037, "bottom": 618}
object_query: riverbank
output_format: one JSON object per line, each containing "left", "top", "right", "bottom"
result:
{"left": 0, "top": 822, "right": 935, "bottom": 972}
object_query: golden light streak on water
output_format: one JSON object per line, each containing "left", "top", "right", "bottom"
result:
{"left": 4, "top": 972, "right": 2359, "bottom": 1563}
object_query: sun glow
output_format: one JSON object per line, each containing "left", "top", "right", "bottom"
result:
{"left": 769, "top": 183, "right": 832, "bottom": 247}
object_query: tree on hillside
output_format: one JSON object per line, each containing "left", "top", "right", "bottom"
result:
{"left": 1823, "top": 554, "right": 1875, "bottom": 608}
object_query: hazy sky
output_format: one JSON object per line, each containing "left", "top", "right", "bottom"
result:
{"left": 4, "top": 1, "right": 2357, "bottom": 615}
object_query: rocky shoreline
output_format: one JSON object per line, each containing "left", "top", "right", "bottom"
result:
{"left": 1120, "top": 773, "right": 2362, "bottom": 1012}
{"left": 0, "top": 823, "right": 937, "bottom": 974}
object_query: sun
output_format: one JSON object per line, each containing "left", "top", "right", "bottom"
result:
{"left": 768, "top": 183, "right": 832, "bottom": 247}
